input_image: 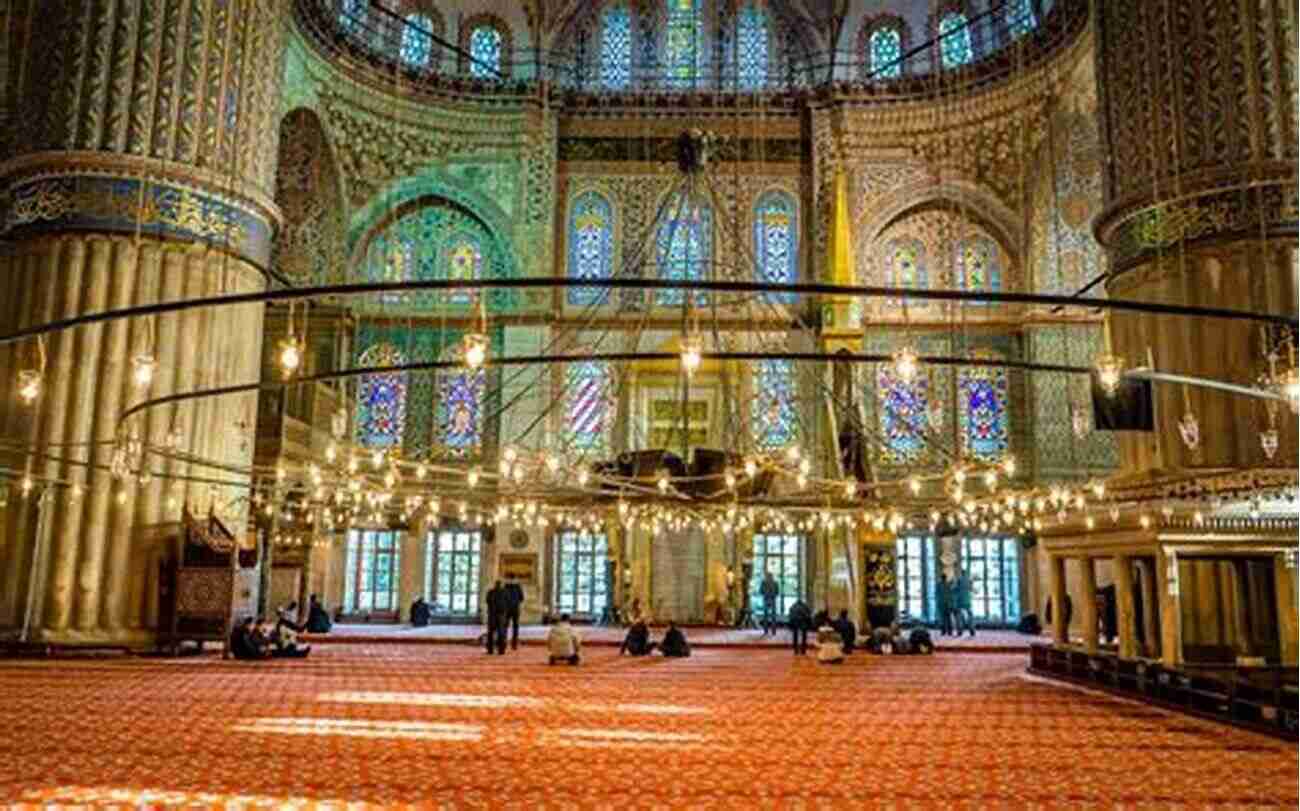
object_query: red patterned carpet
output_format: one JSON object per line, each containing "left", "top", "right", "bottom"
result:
{"left": 0, "top": 646, "right": 1294, "bottom": 809}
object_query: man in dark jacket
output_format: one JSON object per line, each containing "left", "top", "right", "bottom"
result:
{"left": 759, "top": 572, "right": 779, "bottom": 636}
{"left": 661, "top": 621, "right": 690, "bottom": 658}
{"left": 619, "top": 619, "right": 657, "bottom": 655}
{"left": 504, "top": 575, "right": 525, "bottom": 650}
{"left": 229, "top": 617, "right": 268, "bottom": 660}
{"left": 954, "top": 569, "right": 975, "bottom": 637}
{"left": 484, "top": 580, "right": 509, "bottom": 654}
{"left": 410, "top": 596, "right": 431, "bottom": 627}
{"left": 305, "top": 594, "right": 332, "bottom": 634}
{"left": 833, "top": 609, "right": 857, "bottom": 654}
{"left": 788, "top": 599, "right": 811, "bottom": 655}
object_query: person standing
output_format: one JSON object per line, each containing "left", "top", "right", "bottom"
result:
{"left": 955, "top": 569, "right": 975, "bottom": 637}
{"left": 787, "top": 598, "right": 811, "bottom": 655}
{"left": 484, "top": 580, "right": 509, "bottom": 654}
{"left": 936, "top": 574, "right": 953, "bottom": 637}
{"left": 760, "top": 571, "right": 779, "bottom": 636}
{"left": 504, "top": 574, "right": 525, "bottom": 650}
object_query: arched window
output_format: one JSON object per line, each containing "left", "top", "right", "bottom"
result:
{"left": 877, "top": 365, "right": 929, "bottom": 463}
{"left": 400, "top": 14, "right": 435, "bottom": 67}
{"left": 958, "top": 366, "right": 1009, "bottom": 461}
{"left": 1007, "top": 0, "right": 1038, "bottom": 38}
{"left": 443, "top": 234, "right": 484, "bottom": 306}
{"left": 600, "top": 4, "right": 633, "bottom": 90}
{"left": 736, "top": 3, "right": 770, "bottom": 90}
{"left": 356, "top": 343, "right": 408, "bottom": 449}
{"left": 938, "top": 11, "right": 973, "bottom": 68}
{"left": 884, "top": 237, "right": 927, "bottom": 303}
{"left": 437, "top": 348, "right": 485, "bottom": 457}
{"left": 955, "top": 236, "right": 1002, "bottom": 304}
{"left": 868, "top": 27, "right": 903, "bottom": 79}
{"left": 567, "top": 191, "right": 615, "bottom": 307}
{"left": 468, "top": 25, "right": 503, "bottom": 78}
{"left": 339, "top": 0, "right": 366, "bottom": 34}
{"left": 665, "top": 0, "right": 704, "bottom": 89}
{"left": 565, "top": 360, "right": 614, "bottom": 452}
{"left": 655, "top": 197, "right": 711, "bottom": 307}
{"left": 752, "top": 359, "right": 797, "bottom": 449}
{"left": 754, "top": 191, "right": 797, "bottom": 303}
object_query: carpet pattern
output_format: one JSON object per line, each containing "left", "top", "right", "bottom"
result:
{"left": 0, "top": 646, "right": 1294, "bottom": 809}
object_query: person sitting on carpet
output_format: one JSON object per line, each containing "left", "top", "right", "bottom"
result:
{"left": 410, "top": 596, "right": 431, "bottom": 627}
{"left": 277, "top": 602, "right": 306, "bottom": 634}
{"left": 547, "top": 613, "right": 582, "bottom": 665}
{"left": 230, "top": 617, "right": 270, "bottom": 660}
{"left": 866, "top": 626, "right": 894, "bottom": 655}
{"left": 660, "top": 621, "right": 691, "bottom": 658}
{"left": 268, "top": 615, "right": 311, "bottom": 659}
{"left": 620, "top": 618, "right": 657, "bottom": 656}
{"left": 833, "top": 609, "right": 857, "bottom": 654}
{"left": 812, "top": 607, "right": 831, "bottom": 631}
{"left": 909, "top": 627, "right": 934, "bottom": 654}
{"left": 624, "top": 597, "right": 646, "bottom": 626}
{"left": 305, "top": 594, "right": 333, "bottom": 634}
{"left": 815, "top": 622, "right": 844, "bottom": 664}
{"left": 888, "top": 622, "right": 911, "bottom": 655}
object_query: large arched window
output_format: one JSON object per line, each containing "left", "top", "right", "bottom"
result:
{"left": 1007, "top": 0, "right": 1038, "bottom": 38}
{"left": 465, "top": 20, "right": 506, "bottom": 78}
{"left": 958, "top": 365, "right": 1009, "bottom": 462}
{"left": 754, "top": 191, "right": 797, "bottom": 303}
{"left": 600, "top": 4, "right": 633, "bottom": 89}
{"left": 437, "top": 348, "right": 485, "bottom": 458}
{"left": 665, "top": 0, "right": 704, "bottom": 88}
{"left": 752, "top": 359, "right": 797, "bottom": 449}
{"left": 567, "top": 191, "right": 616, "bottom": 307}
{"left": 400, "top": 14, "right": 435, "bottom": 67}
{"left": 564, "top": 360, "right": 615, "bottom": 452}
{"left": 356, "top": 343, "right": 408, "bottom": 449}
{"left": 655, "top": 197, "right": 711, "bottom": 307}
{"left": 937, "top": 11, "right": 973, "bottom": 68}
{"left": 955, "top": 235, "right": 1003, "bottom": 304}
{"left": 868, "top": 27, "right": 904, "bottom": 79}
{"left": 443, "top": 233, "right": 484, "bottom": 306}
{"left": 877, "top": 365, "right": 929, "bottom": 464}
{"left": 735, "top": 3, "right": 770, "bottom": 90}
{"left": 884, "top": 237, "right": 927, "bottom": 303}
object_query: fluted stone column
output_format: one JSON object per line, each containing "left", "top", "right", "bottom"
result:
{"left": 0, "top": 0, "right": 287, "bottom": 645}
{"left": 1094, "top": 0, "right": 1298, "bottom": 475}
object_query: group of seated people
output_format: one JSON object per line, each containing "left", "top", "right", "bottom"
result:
{"left": 228, "top": 601, "right": 317, "bottom": 660}
{"left": 805, "top": 606, "right": 934, "bottom": 664}
{"left": 619, "top": 618, "right": 691, "bottom": 658}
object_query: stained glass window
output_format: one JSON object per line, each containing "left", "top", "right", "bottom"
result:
{"left": 749, "top": 534, "right": 804, "bottom": 618}
{"left": 961, "top": 537, "right": 1021, "bottom": 624}
{"left": 885, "top": 238, "right": 927, "bottom": 302}
{"left": 401, "top": 14, "right": 434, "bottom": 67}
{"left": 339, "top": 0, "right": 365, "bottom": 34}
{"left": 556, "top": 530, "right": 609, "bottom": 616}
{"left": 959, "top": 366, "right": 1009, "bottom": 461}
{"left": 754, "top": 191, "right": 797, "bottom": 303}
{"left": 895, "top": 535, "right": 939, "bottom": 622}
{"left": 343, "top": 530, "right": 401, "bottom": 615}
{"left": 955, "top": 236, "right": 1002, "bottom": 304}
{"left": 665, "top": 0, "right": 703, "bottom": 89}
{"left": 425, "top": 529, "right": 482, "bottom": 615}
{"left": 444, "top": 235, "right": 483, "bottom": 306}
{"left": 1007, "top": 0, "right": 1038, "bottom": 38}
{"left": 600, "top": 4, "right": 633, "bottom": 90}
{"left": 877, "top": 365, "right": 929, "bottom": 463}
{"left": 567, "top": 191, "right": 615, "bottom": 306}
{"left": 752, "top": 359, "right": 797, "bottom": 449}
{"left": 469, "top": 25, "right": 503, "bottom": 78}
{"left": 437, "top": 354, "right": 485, "bottom": 458}
{"left": 565, "top": 360, "right": 614, "bottom": 452}
{"left": 938, "top": 12, "right": 973, "bottom": 69}
{"left": 869, "top": 27, "right": 903, "bottom": 78}
{"left": 656, "top": 199, "right": 711, "bottom": 307}
{"left": 356, "top": 343, "right": 408, "bottom": 449}
{"left": 736, "top": 3, "right": 769, "bottom": 90}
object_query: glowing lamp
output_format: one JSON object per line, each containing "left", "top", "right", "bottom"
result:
{"left": 1094, "top": 354, "right": 1124, "bottom": 396}
{"left": 17, "top": 369, "right": 40, "bottom": 404}
{"left": 1276, "top": 366, "right": 1300, "bottom": 414}
{"left": 131, "top": 353, "right": 156, "bottom": 389}
{"left": 679, "top": 335, "right": 703, "bottom": 376}
{"left": 891, "top": 345, "right": 920, "bottom": 384}
{"left": 1260, "top": 428, "right": 1279, "bottom": 460}
{"left": 462, "top": 332, "right": 489, "bottom": 370}
{"left": 1177, "top": 411, "right": 1200, "bottom": 451}
{"left": 278, "top": 336, "right": 302, "bottom": 378}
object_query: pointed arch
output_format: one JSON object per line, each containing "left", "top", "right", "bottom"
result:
{"left": 753, "top": 189, "right": 798, "bottom": 303}
{"left": 437, "top": 345, "right": 486, "bottom": 458}
{"left": 752, "top": 359, "right": 797, "bottom": 450}
{"left": 663, "top": 0, "right": 705, "bottom": 89}
{"left": 858, "top": 13, "right": 908, "bottom": 80}
{"left": 958, "top": 364, "right": 1009, "bottom": 461}
{"left": 599, "top": 2, "right": 634, "bottom": 89}
{"left": 655, "top": 193, "right": 712, "bottom": 307}
{"left": 567, "top": 189, "right": 617, "bottom": 307}
{"left": 461, "top": 13, "right": 513, "bottom": 78}
{"left": 356, "top": 343, "right": 409, "bottom": 449}
{"left": 734, "top": 1, "right": 771, "bottom": 90}
{"left": 933, "top": 5, "right": 974, "bottom": 69}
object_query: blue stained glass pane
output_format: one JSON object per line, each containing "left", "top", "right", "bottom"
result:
{"left": 655, "top": 200, "right": 711, "bottom": 307}
{"left": 870, "top": 28, "right": 902, "bottom": 78}
{"left": 339, "top": 0, "right": 365, "bottom": 34}
{"left": 600, "top": 5, "right": 632, "bottom": 90}
{"left": 438, "top": 365, "right": 485, "bottom": 457}
{"left": 955, "top": 236, "right": 1002, "bottom": 304}
{"left": 401, "top": 14, "right": 434, "bottom": 67}
{"left": 444, "top": 236, "right": 483, "bottom": 306}
{"left": 754, "top": 192, "right": 797, "bottom": 303}
{"left": 877, "top": 365, "right": 929, "bottom": 463}
{"left": 567, "top": 192, "right": 615, "bottom": 306}
{"left": 665, "top": 0, "right": 703, "bottom": 89}
{"left": 356, "top": 343, "right": 407, "bottom": 449}
{"left": 939, "top": 12, "right": 973, "bottom": 68}
{"left": 736, "top": 3, "right": 769, "bottom": 90}
{"left": 885, "top": 238, "right": 927, "bottom": 303}
{"left": 565, "top": 361, "right": 613, "bottom": 452}
{"left": 959, "top": 368, "right": 1009, "bottom": 461}
{"left": 1008, "top": 0, "right": 1038, "bottom": 37}
{"left": 752, "top": 359, "right": 796, "bottom": 449}
{"left": 469, "top": 26, "right": 502, "bottom": 78}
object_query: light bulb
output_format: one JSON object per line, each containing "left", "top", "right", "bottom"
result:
{"left": 1094, "top": 353, "right": 1124, "bottom": 396}
{"left": 17, "top": 369, "right": 41, "bottom": 404}
{"left": 462, "top": 332, "right": 489, "bottom": 370}
{"left": 657, "top": 473, "right": 670, "bottom": 493}
{"left": 278, "top": 337, "right": 302, "bottom": 378}
{"left": 1277, "top": 366, "right": 1300, "bottom": 415}
{"left": 371, "top": 449, "right": 384, "bottom": 470}
{"left": 131, "top": 353, "right": 156, "bottom": 389}
{"left": 952, "top": 467, "right": 967, "bottom": 486}
{"left": 843, "top": 480, "right": 856, "bottom": 499}
{"left": 416, "top": 462, "right": 427, "bottom": 480}
{"left": 1091, "top": 480, "right": 1106, "bottom": 499}
{"left": 786, "top": 445, "right": 801, "bottom": 463}
{"left": 983, "top": 470, "right": 998, "bottom": 489}
{"left": 679, "top": 335, "right": 703, "bottom": 375}
{"left": 891, "top": 345, "right": 920, "bottom": 384}
{"left": 796, "top": 472, "right": 808, "bottom": 489}
{"left": 504, "top": 446, "right": 518, "bottom": 463}
{"left": 1085, "top": 515, "right": 1095, "bottom": 530}
{"left": 909, "top": 476, "right": 921, "bottom": 496}
{"left": 577, "top": 468, "right": 590, "bottom": 487}
{"left": 325, "top": 443, "right": 337, "bottom": 463}
{"left": 798, "top": 458, "right": 811, "bottom": 475}
{"left": 1139, "top": 514, "right": 1151, "bottom": 530}
{"left": 467, "top": 467, "right": 480, "bottom": 488}
{"left": 744, "top": 458, "right": 759, "bottom": 478}
{"left": 724, "top": 470, "right": 736, "bottom": 489}
{"left": 1001, "top": 455, "right": 1016, "bottom": 476}
{"left": 1177, "top": 411, "right": 1200, "bottom": 451}
{"left": 1260, "top": 428, "right": 1279, "bottom": 459}
{"left": 545, "top": 453, "right": 561, "bottom": 474}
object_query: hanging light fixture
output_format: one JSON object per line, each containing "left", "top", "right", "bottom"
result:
{"left": 462, "top": 331, "right": 489, "bottom": 370}
{"left": 1177, "top": 411, "right": 1200, "bottom": 451}
{"left": 131, "top": 352, "right": 156, "bottom": 389}
{"left": 17, "top": 369, "right": 41, "bottom": 405}
{"left": 1260, "top": 427, "right": 1279, "bottom": 460}
{"left": 679, "top": 333, "right": 703, "bottom": 376}
{"left": 1275, "top": 364, "right": 1300, "bottom": 414}
{"left": 891, "top": 345, "right": 920, "bottom": 384}
{"left": 1094, "top": 353, "right": 1125, "bottom": 397}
